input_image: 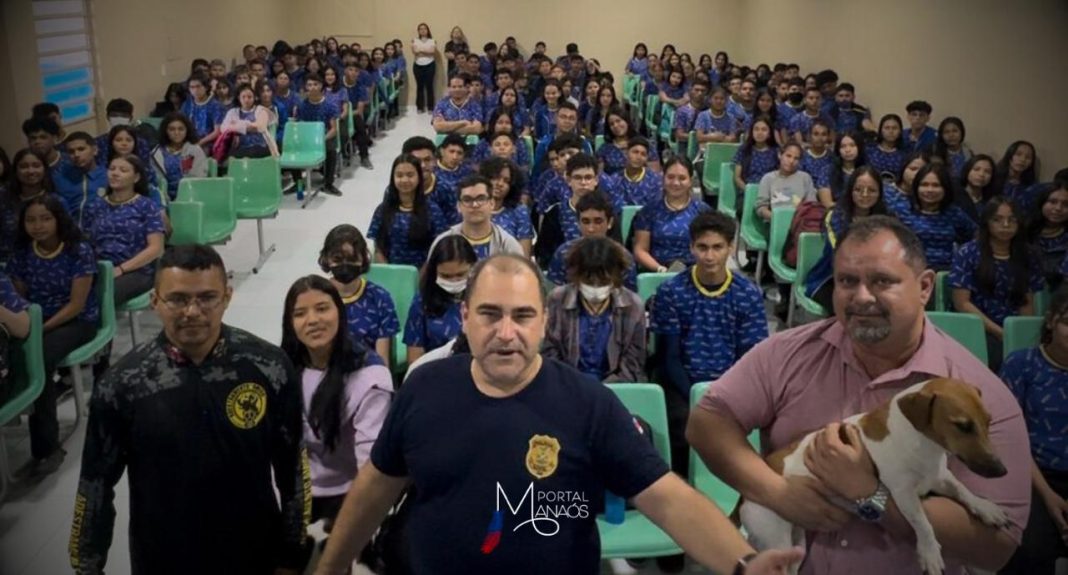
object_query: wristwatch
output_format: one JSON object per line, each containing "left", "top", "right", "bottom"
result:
{"left": 855, "top": 482, "right": 890, "bottom": 522}
{"left": 733, "top": 552, "right": 758, "bottom": 575}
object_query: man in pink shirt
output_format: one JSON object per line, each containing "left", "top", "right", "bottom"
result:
{"left": 688, "top": 215, "right": 1031, "bottom": 574}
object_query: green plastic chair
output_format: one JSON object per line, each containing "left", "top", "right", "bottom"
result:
{"left": 657, "top": 106, "right": 676, "bottom": 147}
{"left": 621, "top": 205, "right": 641, "bottom": 243}
{"left": 594, "top": 134, "right": 605, "bottom": 152}
{"left": 279, "top": 121, "right": 326, "bottom": 207}
{"left": 1003, "top": 316, "right": 1043, "bottom": 360}
{"left": 59, "top": 261, "right": 117, "bottom": 433}
{"left": 168, "top": 201, "right": 205, "bottom": 245}
{"left": 138, "top": 117, "right": 162, "bottom": 130}
{"left": 935, "top": 271, "right": 950, "bottom": 312}
{"left": 622, "top": 75, "right": 638, "bottom": 106}
{"left": 685, "top": 131, "right": 698, "bottom": 162}
{"left": 365, "top": 264, "right": 419, "bottom": 375}
{"left": 343, "top": 106, "right": 356, "bottom": 163}
{"left": 598, "top": 383, "right": 682, "bottom": 559}
{"left": 927, "top": 311, "right": 988, "bottom": 365}
{"left": 207, "top": 158, "right": 218, "bottom": 177}
{"left": 791, "top": 232, "right": 829, "bottom": 325}
{"left": 643, "top": 95, "right": 660, "bottom": 141}
{"left": 637, "top": 272, "right": 677, "bottom": 304}
{"left": 522, "top": 135, "right": 534, "bottom": 169}
{"left": 688, "top": 382, "right": 761, "bottom": 514}
{"left": 739, "top": 184, "right": 769, "bottom": 281}
{"left": 700, "top": 143, "right": 740, "bottom": 195}
{"left": 0, "top": 305, "right": 44, "bottom": 502}
{"left": 1033, "top": 288, "right": 1050, "bottom": 317}
{"left": 365, "top": 86, "right": 380, "bottom": 134}
{"left": 717, "top": 163, "right": 737, "bottom": 218}
{"left": 767, "top": 207, "right": 797, "bottom": 285}
{"left": 176, "top": 177, "right": 236, "bottom": 244}
{"left": 230, "top": 157, "right": 283, "bottom": 272}
{"left": 117, "top": 291, "right": 152, "bottom": 347}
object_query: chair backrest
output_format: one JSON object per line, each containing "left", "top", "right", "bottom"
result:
{"left": 522, "top": 135, "right": 534, "bottom": 164}
{"left": 768, "top": 207, "right": 796, "bottom": 269}
{"left": 935, "top": 270, "right": 950, "bottom": 312}
{"left": 927, "top": 311, "right": 989, "bottom": 365}
{"left": 687, "top": 382, "right": 760, "bottom": 513}
{"left": 177, "top": 177, "right": 236, "bottom": 235}
{"left": 139, "top": 117, "right": 162, "bottom": 130}
{"left": 1003, "top": 316, "right": 1044, "bottom": 360}
{"left": 1034, "top": 288, "right": 1050, "bottom": 317}
{"left": 685, "top": 132, "right": 698, "bottom": 161}
{"left": 168, "top": 201, "right": 204, "bottom": 245}
{"left": 95, "top": 260, "right": 117, "bottom": 343}
{"left": 657, "top": 106, "right": 676, "bottom": 142}
{"left": 717, "top": 163, "right": 737, "bottom": 217}
{"left": 637, "top": 272, "right": 677, "bottom": 304}
{"left": 206, "top": 158, "right": 218, "bottom": 177}
{"left": 644, "top": 95, "right": 660, "bottom": 132}
{"left": 740, "top": 183, "right": 768, "bottom": 248}
{"left": 795, "top": 232, "right": 826, "bottom": 285}
{"left": 0, "top": 305, "right": 44, "bottom": 426}
{"left": 706, "top": 143, "right": 740, "bottom": 168}
{"left": 229, "top": 156, "right": 282, "bottom": 211}
{"left": 594, "top": 134, "right": 605, "bottom": 152}
{"left": 365, "top": 264, "right": 420, "bottom": 328}
{"left": 621, "top": 205, "right": 641, "bottom": 243}
{"left": 605, "top": 383, "right": 671, "bottom": 465}
{"left": 282, "top": 121, "right": 326, "bottom": 153}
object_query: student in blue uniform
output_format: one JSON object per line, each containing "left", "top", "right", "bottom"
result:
{"left": 576, "top": 77, "right": 602, "bottom": 131}
{"left": 469, "top": 110, "right": 530, "bottom": 169}
{"left": 531, "top": 135, "right": 583, "bottom": 213}
{"left": 404, "top": 235, "right": 476, "bottom": 364}
{"left": 634, "top": 156, "right": 713, "bottom": 272}
{"left": 597, "top": 107, "right": 660, "bottom": 176}
{"left": 1028, "top": 183, "right": 1068, "bottom": 290}
{"left": 866, "top": 114, "right": 907, "bottom": 179}
{"left": 297, "top": 73, "right": 342, "bottom": 196}
{"left": 319, "top": 224, "right": 399, "bottom": 362}
{"left": 369, "top": 155, "right": 448, "bottom": 267}
{"left": 999, "top": 287, "right": 1068, "bottom": 575}
{"left": 992, "top": 140, "right": 1038, "bottom": 210}
{"left": 547, "top": 191, "right": 637, "bottom": 291}
{"left": 487, "top": 86, "right": 530, "bottom": 137}
{"left": 888, "top": 163, "right": 976, "bottom": 272}
{"left": 585, "top": 83, "right": 618, "bottom": 137}
{"left": 151, "top": 112, "right": 208, "bottom": 201}
{"left": 0, "top": 271, "right": 31, "bottom": 349}
{"left": 800, "top": 120, "right": 834, "bottom": 190}
{"left": 22, "top": 117, "right": 68, "bottom": 200}
{"left": 530, "top": 79, "right": 563, "bottom": 140}
{"left": 433, "top": 134, "right": 472, "bottom": 223}
{"left": 932, "top": 117, "right": 972, "bottom": 178}
{"left": 828, "top": 83, "right": 873, "bottom": 136}
{"left": 732, "top": 117, "right": 779, "bottom": 196}
{"left": 670, "top": 80, "right": 708, "bottom": 148}
{"left": 955, "top": 154, "right": 997, "bottom": 223}
{"left": 903, "top": 100, "right": 937, "bottom": 152}
{"left": 651, "top": 211, "right": 767, "bottom": 475}
{"left": 59, "top": 132, "right": 107, "bottom": 225}
{"left": 480, "top": 157, "right": 534, "bottom": 256}
{"left": 8, "top": 195, "right": 98, "bottom": 476}
{"left": 741, "top": 89, "right": 786, "bottom": 147}
{"left": 613, "top": 137, "right": 664, "bottom": 207}
{"left": 533, "top": 101, "right": 591, "bottom": 179}
{"left": 544, "top": 236, "right": 646, "bottom": 382}
{"left": 951, "top": 196, "right": 1044, "bottom": 371}
{"left": 659, "top": 68, "right": 689, "bottom": 109}
{"left": 555, "top": 153, "right": 623, "bottom": 243}
{"left": 1, "top": 149, "right": 56, "bottom": 266}
{"left": 626, "top": 43, "right": 649, "bottom": 76}
{"left": 432, "top": 74, "right": 483, "bottom": 136}
{"left": 820, "top": 132, "right": 865, "bottom": 207}
{"left": 787, "top": 87, "right": 834, "bottom": 145}
{"left": 179, "top": 73, "right": 224, "bottom": 148}
{"left": 694, "top": 87, "right": 742, "bottom": 145}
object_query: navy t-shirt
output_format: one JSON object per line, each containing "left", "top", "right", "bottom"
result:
{"left": 371, "top": 355, "right": 670, "bottom": 575}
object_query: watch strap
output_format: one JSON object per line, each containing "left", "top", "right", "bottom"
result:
{"left": 733, "top": 552, "right": 759, "bottom": 575}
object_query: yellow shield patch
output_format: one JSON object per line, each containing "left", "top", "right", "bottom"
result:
{"left": 225, "top": 382, "right": 267, "bottom": 429}
{"left": 525, "top": 435, "right": 561, "bottom": 479}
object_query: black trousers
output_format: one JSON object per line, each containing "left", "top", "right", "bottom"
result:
{"left": 33, "top": 320, "right": 95, "bottom": 459}
{"left": 114, "top": 271, "right": 154, "bottom": 308}
{"left": 413, "top": 63, "right": 435, "bottom": 111}
{"left": 1000, "top": 469, "right": 1068, "bottom": 574}
{"left": 324, "top": 140, "right": 338, "bottom": 186}
{"left": 352, "top": 113, "right": 370, "bottom": 159}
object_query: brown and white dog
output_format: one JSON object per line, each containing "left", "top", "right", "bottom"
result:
{"left": 739, "top": 378, "right": 1010, "bottom": 575}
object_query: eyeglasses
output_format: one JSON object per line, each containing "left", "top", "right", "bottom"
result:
{"left": 459, "top": 195, "right": 491, "bottom": 207}
{"left": 159, "top": 293, "right": 224, "bottom": 311}
{"left": 569, "top": 174, "right": 597, "bottom": 183}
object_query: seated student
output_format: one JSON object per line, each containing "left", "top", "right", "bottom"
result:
{"left": 544, "top": 236, "right": 646, "bottom": 383}
{"left": 903, "top": 100, "right": 937, "bottom": 153}
{"left": 319, "top": 224, "right": 398, "bottom": 362}
{"left": 577, "top": 77, "right": 602, "bottom": 132}
{"left": 486, "top": 86, "right": 530, "bottom": 137}
{"left": 272, "top": 69, "right": 302, "bottom": 126}
{"left": 59, "top": 132, "right": 107, "bottom": 225}
{"left": 532, "top": 101, "right": 592, "bottom": 178}
{"left": 805, "top": 166, "right": 889, "bottom": 310}
{"left": 694, "top": 86, "right": 743, "bottom": 145}
{"left": 297, "top": 73, "right": 342, "bottom": 196}
{"left": 280, "top": 275, "right": 392, "bottom": 534}
{"left": 788, "top": 87, "right": 835, "bottom": 145}
{"left": 828, "top": 83, "right": 874, "bottom": 135}
{"left": 800, "top": 120, "right": 834, "bottom": 193}
{"left": 887, "top": 149, "right": 931, "bottom": 202}
{"left": 429, "top": 175, "right": 524, "bottom": 260}
{"left": 433, "top": 134, "right": 472, "bottom": 224}
{"left": 180, "top": 73, "right": 225, "bottom": 148}
{"left": 531, "top": 79, "right": 563, "bottom": 140}
{"left": 484, "top": 69, "right": 527, "bottom": 120}
{"left": 951, "top": 197, "right": 1043, "bottom": 371}
{"left": 554, "top": 153, "right": 624, "bottom": 244}
{"left": 613, "top": 137, "right": 664, "bottom": 207}
{"left": 8, "top": 195, "right": 98, "bottom": 476}
{"left": 932, "top": 117, "right": 972, "bottom": 178}
{"left": 634, "top": 157, "right": 713, "bottom": 273}
{"left": 151, "top": 112, "right": 208, "bottom": 202}
{"left": 820, "top": 132, "right": 866, "bottom": 207}
{"left": 954, "top": 153, "right": 997, "bottom": 223}
{"left": 469, "top": 110, "right": 530, "bottom": 169}
{"left": 642, "top": 60, "right": 665, "bottom": 99}
{"left": 866, "top": 113, "right": 907, "bottom": 179}
{"left": 732, "top": 117, "right": 779, "bottom": 198}
{"left": 531, "top": 134, "right": 582, "bottom": 213}
{"left": 466, "top": 75, "right": 489, "bottom": 120}
{"left": 220, "top": 83, "right": 279, "bottom": 160}
{"left": 777, "top": 76, "right": 805, "bottom": 121}
{"left": 150, "top": 82, "right": 187, "bottom": 118}
{"left": 992, "top": 140, "right": 1039, "bottom": 210}
{"left": 999, "top": 288, "right": 1068, "bottom": 575}
{"left": 652, "top": 211, "right": 767, "bottom": 474}
{"left": 369, "top": 155, "right": 448, "bottom": 267}
{"left": 626, "top": 42, "right": 649, "bottom": 76}
{"left": 0, "top": 149, "right": 55, "bottom": 265}
{"left": 257, "top": 82, "right": 280, "bottom": 148}
{"left": 888, "top": 163, "right": 977, "bottom": 272}
{"left": 404, "top": 235, "right": 476, "bottom": 364}
{"left": 213, "top": 78, "right": 233, "bottom": 109}
{"left": 340, "top": 63, "right": 373, "bottom": 169}
{"left": 742, "top": 88, "right": 787, "bottom": 147}
{"left": 658, "top": 67, "right": 689, "bottom": 109}
{"left": 22, "top": 116, "right": 68, "bottom": 193}
{"left": 597, "top": 107, "right": 661, "bottom": 176}
{"left": 755, "top": 142, "right": 816, "bottom": 222}
{"left": 547, "top": 190, "right": 638, "bottom": 291}
{"left": 31, "top": 102, "right": 67, "bottom": 144}
{"left": 584, "top": 83, "right": 618, "bottom": 137}
{"left": 480, "top": 157, "right": 534, "bottom": 256}
{"left": 432, "top": 74, "right": 483, "bottom": 135}
{"left": 1028, "top": 182, "right": 1068, "bottom": 290}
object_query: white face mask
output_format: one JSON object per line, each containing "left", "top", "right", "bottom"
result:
{"left": 436, "top": 277, "right": 467, "bottom": 295}
{"left": 108, "top": 116, "right": 131, "bottom": 128}
{"left": 579, "top": 283, "right": 612, "bottom": 303}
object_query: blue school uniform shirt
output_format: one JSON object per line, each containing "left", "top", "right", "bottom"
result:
{"left": 180, "top": 97, "right": 224, "bottom": 140}
{"left": 432, "top": 97, "right": 483, "bottom": 124}
{"left": 403, "top": 293, "right": 462, "bottom": 351}
{"left": 492, "top": 205, "right": 535, "bottom": 243}
{"left": 433, "top": 164, "right": 472, "bottom": 225}
{"left": 903, "top": 126, "right": 937, "bottom": 153}
{"left": 54, "top": 163, "right": 107, "bottom": 225}
{"left": 673, "top": 104, "right": 699, "bottom": 135}
{"left": 368, "top": 203, "right": 449, "bottom": 267}
{"left": 577, "top": 305, "right": 613, "bottom": 381}
{"left": 9, "top": 241, "right": 98, "bottom": 323}
{"left": 949, "top": 239, "right": 1044, "bottom": 326}
{"left": 596, "top": 142, "right": 660, "bottom": 176}
{"left": 947, "top": 149, "right": 971, "bottom": 179}
{"left": 800, "top": 150, "right": 834, "bottom": 188}
{"left": 612, "top": 168, "right": 663, "bottom": 206}
{"left": 1036, "top": 229, "right": 1068, "bottom": 283}
{"left": 469, "top": 139, "right": 530, "bottom": 169}
{"left": 531, "top": 102, "right": 558, "bottom": 140}
{"left": 725, "top": 97, "right": 749, "bottom": 125}
{"left": 865, "top": 145, "right": 906, "bottom": 179}
{"left": 787, "top": 110, "right": 834, "bottom": 142}
{"left": 342, "top": 279, "right": 400, "bottom": 350}
{"left": 233, "top": 109, "right": 269, "bottom": 151}
{"left": 1001, "top": 347, "right": 1068, "bottom": 471}
{"left": 633, "top": 198, "right": 713, "bottom": 266}
{"left": 831, "top": 105, "right": 870, "bottom": 135}
{"left": 734, "top": 146, "right": 779, "bottom": 185}
{"left": 82, "top": 195, "right": 165, "bottom": 277}
{"left": 538, "top": 172, "right": 620, "bottom": 216}
{"left": 626, "top": 58, "right": 648, "bottom": 76}
{"left": 776, "top": 102, "right": 798, "bottom": 124}
{"left": 0, "top": 272, "right": 28, "bottom": 313}
{"left": 532, "top": 134, "right": 593, "bottom": 180}
{"left": 650, "top": 268, "right": 768, "bottom": 387}
{"left": 297, "top": 96, "right": 339, "bottom": 132}
{"left": 694, "top": 110, "right": 742, "bottom": 139}
{"left": 887, "top": 193, "right": 977, "bottom": 271}
{"left": 659, "top": 84, "right": 686, "bottom": 101}
{"left": 547, "top": 237, "right": 638, "bottom": 291}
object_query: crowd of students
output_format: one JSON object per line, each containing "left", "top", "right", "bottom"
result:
{"left": 0, "top": 27, "right": 1066, "bottom": 574}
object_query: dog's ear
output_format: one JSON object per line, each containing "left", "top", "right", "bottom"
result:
{"left": 898, "top": 389, "right": 938, "bottom": 432}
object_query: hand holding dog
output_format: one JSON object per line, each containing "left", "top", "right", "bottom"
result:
{"left": 804, "top": 423, "right": 879, "bottom": 501}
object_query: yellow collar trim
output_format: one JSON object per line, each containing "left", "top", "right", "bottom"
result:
{"left": 692, "top": 266, "right": 732, "bottom": 298}
{"left": 33, "top": 241, "right": 65, "bottom": 259}
{"left": 340, "top": 278, "right": 367, "bottom": 304}
{"left": 462, "top": 230, "right": 493, "bottom": 245}
{"left": 624, "top": 168, "right": 646, "bottom": 183}
{"left": 105, "top": 193, "right": 139, "bottom": 206}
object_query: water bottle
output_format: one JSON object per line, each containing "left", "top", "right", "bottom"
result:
{"left": 605, "top": 492, "right": 625, "bottom": 525}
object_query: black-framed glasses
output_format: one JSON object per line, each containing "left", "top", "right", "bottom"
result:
{"left": 459, "top": 195, "right": 491, "bottom": 207}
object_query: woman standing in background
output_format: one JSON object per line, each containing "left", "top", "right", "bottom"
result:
{"left": 411, "top": 23, "right": 437, "bottom": 113}
{"left": 444, "top": 26, "right": 468, "bottom": 77}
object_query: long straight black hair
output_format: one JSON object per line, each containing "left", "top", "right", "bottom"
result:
{"left": 378, "top": 154, "right": 431, "bottom": 258}
{"left": 421, "top": 235, "right": 477, "bottom": 317}
{"left": 975, "top": 196, "right": 1031, "bottom": 307}
{"left": 281, "top": 275, "right": 370, "bottom": 452}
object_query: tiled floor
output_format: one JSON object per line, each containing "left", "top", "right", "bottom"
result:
{"left": 0, "top": 111, "right": 714, "bottom": 575}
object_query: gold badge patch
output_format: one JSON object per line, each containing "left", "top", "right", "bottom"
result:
{"left": 525, "top": 434, "right": 561, "bottom": 479}
{"left": 225, "top": 382, "right": 267, "bottom": 429}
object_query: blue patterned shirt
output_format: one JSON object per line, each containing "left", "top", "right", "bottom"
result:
{"left": 468, "top": 139, "right": 530, "bottom": 169}
{"left": 82, "top": 195, "right": 165, "bottom": 277}
{"left": 368, "top": 203, "right": 449, "bottom": 267}
{"left": 633, "top": 198, "right": 713, "bottom": 266}
{"left": 577, "top": 305, "right": 613, "bottom": 381}
{"left": 9, "top": 241, "right": 98, "bottom": 323}
{"left": 612, "top": 168, "right": 664, "bottom": 206}
{"left": 949, "top": 240, "right": 1044, "bottom": 326}
{"left": 0, "top": 272, "right": 29, "bottom": 313}
{"left": 403, "top": 293, "right": 462, "bottom": 351}
{"left": 903, "top": 126, "right": 937, "bottom": 153}
{"left": 734, "top": 146, "right": 779, "bottom": 184}
{"left": 787, "top": 110, "right": 834, "bottom": 142}
{"left": 432, "top": 97, "right": 483, "bottom": 124}
{"left": 831, "top": 105, "right": 870, "bottom": 135}
{"left": 673, "top": 103, "right": 699, "bottom": 135}
{"left": 492, "top": 205, "right": 535, "bottom": 242}
{"left": 297, "top": 97, "right": 340, "bottom": 131}
{"left": 1035, "top": 230, "right": 1068, "bottom": 283}
{"left": 180, "top": 97, "right": 224, "bottom": 139}
{"left": 800, "top": 149, "right": 834, "bottom": 188}
{"left": 694, "top": 110, "right": 742, "bottom": 139}
{"left": 651, "top": 268, "right": 768, "bottom": 385}
{"left": 1001, "top": 347, "right": 1068, "bottom": 471}
{"left": 547, "top": 237, "right": 638, "bottom": 291}
{"left": 887, "top": 192, "right": 977, "bottom": 271}
{"left": 865, "top": 145, "right": 906, "bottom": 179}
{"left": 343, "top": 279, "right": 399, "bottom": 350}
{"left": 433, "top": 162, "right": 473, "bottom": 225}
{"left": 596, "top": 142, "right": 660, "bottom": 176}
{"left": 54, "top": 163, "right": 107, "bottom": 224}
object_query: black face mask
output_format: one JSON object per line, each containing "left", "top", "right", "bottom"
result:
{"left": 330, "top": 263, "right": 360, "bottom": 284}
{"left": 788, "top": 92, "right": 804, "bottom": 105}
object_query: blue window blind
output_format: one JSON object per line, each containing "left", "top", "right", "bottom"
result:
{"left": 33, "top": 1, "right": 95, "bottom": 124}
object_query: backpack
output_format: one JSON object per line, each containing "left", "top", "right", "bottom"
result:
{"left": 784, "top": 200, "right": 826, "bottom": 268}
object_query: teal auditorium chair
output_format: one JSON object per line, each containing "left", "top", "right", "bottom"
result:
{"left": 927, "top": 311, "right": 988, "bottom": 365}
{"left": 1002, "top": 316, "right": 1043, "bottom": 360}
{"left": 58, "top": 261, "right": 117, "bottom": 434}
{"left": 365, "top": 264, "right": 419, "bottom": 375}
{"left": 0, "top": 305, "right": 44, "bottom": 502}
{"left": 791, "top": 232, "right": 828, "bottom": 325}
{"left": 688, "top": 382, "right": 761, "bottom": 514}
